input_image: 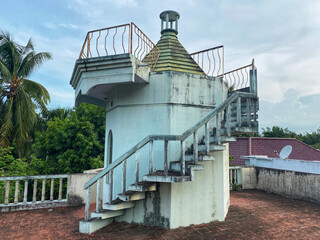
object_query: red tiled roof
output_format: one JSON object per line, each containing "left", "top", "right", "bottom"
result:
{"left": 229, "top": 137, "right": 320, "bottom": 166}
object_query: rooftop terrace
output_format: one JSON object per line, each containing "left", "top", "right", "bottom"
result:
{"left": 1, "top": 190, "right": 319, "bottom": 239}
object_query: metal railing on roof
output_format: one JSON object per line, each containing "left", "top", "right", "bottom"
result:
{"left": 78, "top": 23, "right": 160, "bottom": 71}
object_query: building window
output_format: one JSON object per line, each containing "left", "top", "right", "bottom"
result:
{"left": 107, "top": 130, "right": 113, "bottom": 165}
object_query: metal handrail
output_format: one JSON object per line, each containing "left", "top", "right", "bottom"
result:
{"left": 219, "top": 59, "right": 255, "bottom": 91}
{"left": 78, "top": 22, "right": 160, "bottom": 71}
{"left": 84, "top": 91, "right": 257, "bottom": 189}
{"left": 190, "top": 45, "right": 224, "bottom": 77}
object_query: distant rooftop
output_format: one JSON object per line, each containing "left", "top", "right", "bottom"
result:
{"left": 230, "top": 137, "right": 320, "bottom": 166}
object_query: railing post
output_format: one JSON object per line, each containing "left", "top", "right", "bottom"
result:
{"left": 164, "top": 140, "right": 168, "bottom": 176}
{"left": 226, "top": 105, "right": 231, "bottom": 137}
{"left": 14, "top": 180, "right": 19, "bottom": 204}
{"left": 33, "top": 180, "right": 37, "bottom": 203}
{"left": 180, "top": 141, "right": 185, "bottom": 175}
{"left": 149, "top": 140, "right": 154, "bottom": 174}
{"left": 135, "top": 150, "right": 140, "bottom": 185}
{"left": 108, "top": 170, "right": 113, "bottom": 204}
{"left": 122, "top": 159, "right": 127, "bottom": 194}
{"left": 249, "top": 63, "right": 257, "bottom": 95}
{"left": 84, "top": 188, "right": 90, "bottom": 221}
{"left": 216, "top": 113, "right": 221, "bottom": 145}
{"left": 205, "top": 122, "right": 210, "bottom": 154}
{"left": 86, "top": 33, "right": 90, "bottom": 58}
{"left": 41, "top": 179, "right": 46, "bottom": 202}
{"left": 247, "top": 98, "right": 251, "bottom": 127}
{"left": 50, "top": 179, "right": 54, "bottom": 201}
{"left": 23, "top": 180, "right": 28, "bottom": 204}
{"left": 96, "top": 178, "right": 101, "bottom": 213}
{"left": 193, "top": 131, "right": 198, "bottom": 164}
{"left": 58, "top": 178, "right": 63, "bottom": 201}
{"left": 5, "top": 180, "right": 10, "bottom": 205}
{"left": 237, "top": 97, "right": 242, "bottom": 128}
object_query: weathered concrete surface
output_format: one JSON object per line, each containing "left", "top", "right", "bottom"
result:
{"left": 256, "top": 168, "right": 320, "bottom": 203}
{"left": 115, "top": 148, "right": 230, "bottom": 229}
{"left": 244, "top": 156, "right": 320, "bottom": 174}
{"left": 1, "top": 190, "right": 320, "bottom": 239}
{"left": 68, "top": 173, "right": 102, "bottom": 205}
{"left": 104, "top": 70, "right": 227, "bottom": 202}
{"left": 241, "top": 166, "right": 320, "bottom": 203}
{"left": 241, "top": 166, "right": 257, "bottom": 189}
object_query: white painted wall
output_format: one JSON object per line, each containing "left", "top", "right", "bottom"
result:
{"left": 244, "top": 156, "right": 320, "bottom": 174}
{"left": 115, "top": 147, "right": 230, "bottom": 228}
{"left": 103, "top": 71, "right": 227, "bottom": 202}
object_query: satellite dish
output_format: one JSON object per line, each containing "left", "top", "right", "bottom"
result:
{"left": 279, "top": 145, "right": 292, "bottom": 159}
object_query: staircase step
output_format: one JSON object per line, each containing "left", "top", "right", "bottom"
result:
{"left": 185, "top": 154, "right": 215, "bottom": 161}
{"left": 142, "top": 171, "right": 191, "bottom": 183}
{"left": 91, "top": 210, "right": 124, "bottom": 219}
{"left": 198, "top": 144, "right": 226, "bottom": 153}
{"left": 128, "top": 183, "right": 157, "bottom": 192}
{"left": 79, "top": 218, "right": 113, "bottom": 234}
{"left": 170, "top": 161, "right": 204, "bottom": 173}
{"left": 103, "top": 202, "right": 134, "bottom": 211}
{"left": 118, "top": 192, "right": 145, "bottom": 202}
{"left": 210, "top": 136, "right": 237, "bottom": 143}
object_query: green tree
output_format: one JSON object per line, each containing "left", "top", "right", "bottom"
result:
{"left": 31, "top": 103, "right": 105, "bottom": 174}
{"left": 0, "top": 32, "right": 51, "bottom": 157}
{"left": 262, "top": 126, "right": 301, "bottom": 140}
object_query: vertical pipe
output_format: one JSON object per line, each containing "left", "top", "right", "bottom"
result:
{"left": 122, "top": 159, "right": 127, "bottom": 194}
{"left": 14, "top": 180, "right": 19, "bottom": 204}
{"left": 23, "top": 180, "right": 28, "bottom": 204}
{"left": 193, "top": 131, "right": 198, "bottom": 164}
{"left": 84, "top": 188, "right": 90, "bottom": 221}
{"left": 96, "top": 178, "right": 101, "bottom": 213}
{"left": 33, "top": 180, "right": 37, "bottom": 203}
{"left": 149, "top": 140, "right": 154, "bottom": 174}
{"left": 135, "top": 150, "right": 140, "bottom": 185}
{"left": 108, "top": 170, "right": 113, "bottom": 204}
{"left": 205, "top": 122, "right": 210, "bottom": 154}
{"left": 164, "top": 140, "right": 168, "bottom": 176}
{"left": 41, "top": 179, "right": 46, "bottom": 202}
{"left": 50, "top": 179, "right": 54, "bottom": 201}
{"left": 180, "top": 141, "right": 185, "bottom": 175}
{"left": 58, "top": 178, "right": 63, "bottom": 201}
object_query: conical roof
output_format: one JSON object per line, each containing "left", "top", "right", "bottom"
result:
{"left": 143, "top": 31, "right": 205, "bottom": 75}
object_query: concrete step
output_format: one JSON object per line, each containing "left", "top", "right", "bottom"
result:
{"left": 142, "top": 172, "right": 191, "bottom": 183}
{"left": 185, "top": 154, "right": 215, "bottom": 162}
{"left": 198, "top": 144, "right": 226, "bottom": 153}
{"left": 127, "top": 183, "right": 157, "bottom": 192}
{"left": 118, "top": 192, "right": 145, "bottom": 202}
{"left": 91, "top": 209, "right": 124, "bottom": 219}
{"left": 103, "top": 201, "right": 134, "bottom": 211}
{"left": 209, "top": 136, "right": 237, "bottom": 143}
{"left": 79, "top": 218, "right": 113, "bottom": 234}
{"left": 170, "top": 161, "right": 204, "bottom": 174}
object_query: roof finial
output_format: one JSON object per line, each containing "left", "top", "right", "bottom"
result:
{"left": 160, "top": 10, "right": 180, "bottom": 35}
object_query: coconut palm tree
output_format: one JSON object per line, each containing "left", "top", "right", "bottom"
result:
{"left": 0, "top": 31, "right": 52, "bottom": 158}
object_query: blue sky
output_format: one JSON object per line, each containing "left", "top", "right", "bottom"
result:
{"left": 1, "top": 0, "right": 320, "bottom": 133}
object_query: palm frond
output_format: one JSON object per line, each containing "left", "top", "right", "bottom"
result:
{"left": 0, "top": 99, "right": 14, "bottom": 147}
{"left": 18, "top": 52, "right": 52, "bottom": 78}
